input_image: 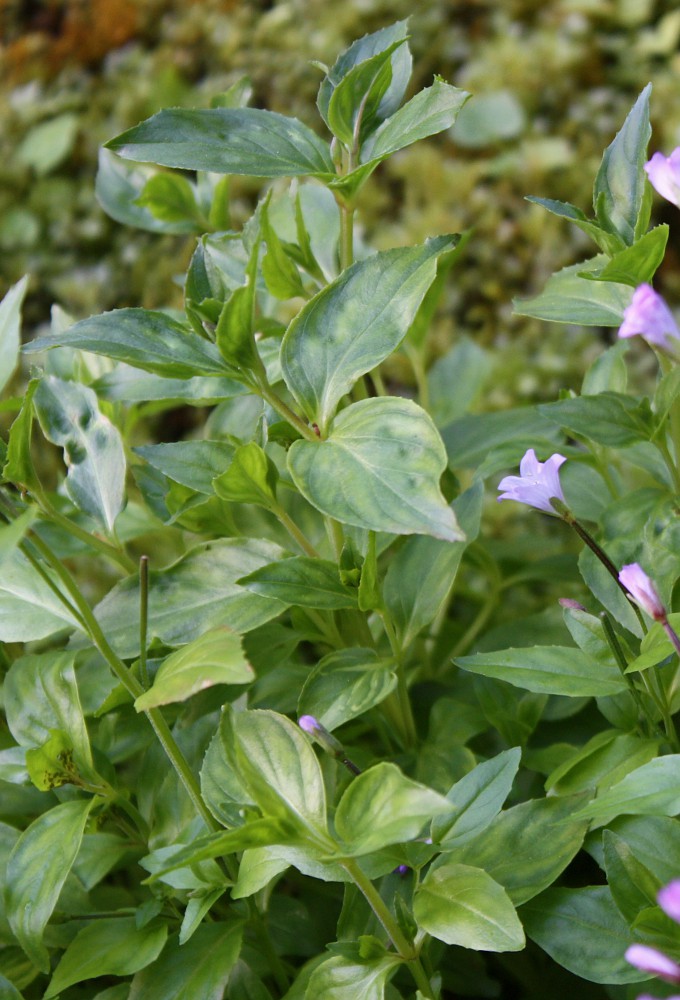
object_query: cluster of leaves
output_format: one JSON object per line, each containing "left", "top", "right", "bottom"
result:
{"left": 4, "top": 16, "right": 680, "bottom": 1000}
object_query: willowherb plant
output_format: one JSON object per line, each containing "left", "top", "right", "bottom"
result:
{"left": 4, "top": 18, "right": 680, "bottom": 1000}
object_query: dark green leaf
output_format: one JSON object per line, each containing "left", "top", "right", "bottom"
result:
{"left": 593, "top": 84, "right": 652, "bottom": 246}
{"left": 431, "top": 747, "right": 522, "bottom": 849}
{"left": 582, "top": 225, "right": 668, "bottom": 286}
{"left": 6, "top": 798, "right": 93, "bottom": 971}
{"left": 95, "top": 148, "right": 198, "bottom": 233}
{"left": 456, "top": 645, "right": 627, "bottom": 697}
{"left": 106, "top": 108, "right": 334, "bottom": 177}
{"left": 2, "top": 378, "right": 39, "bottom": 490}
{"left": 281, "top": 237, "right": 458, "bottom": 429}
{"left": 128, "top": 923, "right": 244, "bottom": 1000}
{"left": 134, "top": 440, "right": 237, "bottom": 494}
{"left": 514, "top": 257, "right": 633, "bottom": 326}
{"left": 570, "top": 755, "right": 680, "bottom": 822}
{"left": 135, "top": 172, "right": 201, "bottom": 226}
{"left": 25, "top": 309, "right": 230, "bottom": 378}
{"left": 359, "top": 79, "right": 470, "bottom": 164}
{"left": 288, "top": 397, "right": 463, "bottom": 541}
{"left": 525, "top": 196, "right": 623, "bottom": 255}
{"left": 45, "top": 918, "right": 167, "bottom": 997}
{"left": 545, "top": 731, "right": 659, "bottom": 796}
{"left": 298, "top": 647, "right": 397, "bottom": 731}
{"left": 603, "top": 830, "right": 661, "bottom": 922}
{"left": 446, "top": 795, "right": 589, "bottom": 904}
{"left": 239, "top": 557, "right": 358, "bottom": 610}
{"left": 383, "top": 482, "right": 482, "bottom": 647}
{"left": 88, "top": 538, "right": 288, "bottom": 657}
{"left": 539, "top": 391, "right": 654, "bottom": 447}
{"left": 521, "top": 886, "right": 647, "bottom": 984}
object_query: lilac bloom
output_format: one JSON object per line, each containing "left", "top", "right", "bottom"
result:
{"left": 645, "top": 149, "right": 680, "bottom": 208}
{"left": 298, "top": 715, "right": 321, "bottom": 735}
{"left": 625, "top": 944, "right": 680, "bottom": 983}
{"left": 618, "top": 563, "right": 666, "bottom": 621}
{"left": 618, "top": 284, "right": 680, "bottom": 351}
{"left": 497, "top": 449, "right": 567, "bottom": 515}
{"left": 659, "top": 880, "right": 680, "bottom": 923}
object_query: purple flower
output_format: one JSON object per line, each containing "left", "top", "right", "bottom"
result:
{"left": 625, "top": 944, "right": 680, "bottom": 983}
{"left": 645, "top": 149, "right": 680, "bottom": 208}
{"left": 497, "top": 449, "right": 567, "bottom": 515}
{"left": 618, "top": 284, "right": 680, "bottom": 351}
{"left": 618, "top": 563, "right": 666, "bottom": 622}
{"left": 298, "top": 715, "right": 321, "bottom": 735}
{"left": 659, "top": 881, "right": 680, "bottom": 922}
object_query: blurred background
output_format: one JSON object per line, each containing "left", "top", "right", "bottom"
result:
{"left": 2, "top": 0, "right": 680, "bottom": 408}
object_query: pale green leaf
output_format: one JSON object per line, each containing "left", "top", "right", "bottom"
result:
{"left": 0, "top": 275, "right": 28, "bottom": 397}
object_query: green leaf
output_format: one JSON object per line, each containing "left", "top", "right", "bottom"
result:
{"left": 213, "top": 442, "right": 279, "bottom": 507}
{"left": 0, "top": 548, "right": 84, "bottom": 641}
{"left": 545, "top": 731, "right": 660, "bottom": 796}
{"left": 95, "top": 148, "right": 198, "bottom": 234}
{"left": 281, "top": 237, "right": 458, "bottom": 429}
{"left": 106, "top": 108, "right": 334, "bottom": 177}
{"left": 305, "top": 947, "right": 401, "bottom": 1000}
{"left": 318, "top": 20, "right": 411, "bottom": 128}
{"left": 327, "top": 41, "right": 407, "bottom": 147}
{"left": 583, "top": 225, "right": 668, "bottom": 286}
{"left": 298, "top": 647, "right": 397, "bottom": 731}
{"left": 582, "top": 341, "right": 629, "bottom": 395}
{"left": 603, "top": 830, "right": 661, "bottom": 922}
{"left": 89, "top": 538, "right": 288, "bottom": 657}
{"left": 570, "top": 755, "right": 680, "bottom": 822}
{"left": 4, "top": 649, "right": 93, "bottom": 773}
{"left": 431, "top": 747, "right": 522, "bottom": 850}
{"left": 383, "top": 482, "right": 482, "bottom": 647}
{"left": 0, "top": 974, "right": 23, "bottom": 999}
{"left": 134, "top": 627, "right": 254, "bottom": 709}
{"left": 427, "top": 336, "right": 492, "bottom": 428}
{"left": 521, "top": 886, "right": 648, "bottom": 984}
{"left": 2, "top": 378, "right": 39, "bottom": 490}
{"left": 95, "top": 368, "right": 244, "bottom": 404}
{"left": 45, "top": 917, "right": 168, "bottom": 997}
{"left": 446, "top": 795, "right": 589, "bottom": 905}
{"left": 135, "top": 172, "right": 201, "bottom": 226}
{"left": 0, "top": 275, "right": 28, "bottom": 397}
{"left": 514, "top": 256, "right": 633, "bottom": 326}
{"left": 238, "top": 557, "right": 358, "bottom": 610}
{"left": 593, "top": 84, "right": 652, "bottom": 246}
{"left": 0, "top": 507, "right": 37, "bottom": 568}
{"left": 525, "top": 196, "right": 623, "bottom": 255}
{"left": 221, "top": 707, "right": 331, "bottom": 843}
{"left": 25, "top": 309, "right": 230, "bottom": 378}
{"left": 127, "top": 923, "right": 243, "bottom": 1000}
{"left": 443, "top": 405, "right": 562, "bottom": 472}
{"left": 134, "top": 440, "right": 237, "bottom": 494}
{"left": 333, "top": 762, "right": 453, "bottom": 855}
{"left": 626, "top": 613, "right": 680, "bottom": 674}
{"left": 590, "top": 815, "right": 680, "bottom": 885}
{"left": 456, "top": 645, "right": 627, "bottom": 697}
{"left": 414, "top": 862, "right": 524, "bottom": 952}
{"left": 33, "top": 376, "right": 126, "bottom": 532}
{"left": 539, "top": 391, "right": 654, "bottom": 447}
{"left": 359, "top": 78, "right": 471, "bottom": 164}
{"left": 6, "top": 798, "right": 94, "bottom": 971}
{"left": 260, "top": 197, "right": 304, "bottom": 299}
{"left": 288, "top": 397, "right": 463, "bottom": 541}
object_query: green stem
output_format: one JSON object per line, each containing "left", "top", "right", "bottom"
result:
{"left": 599, "top": 612, "right": 659, "bottom": 739}
{"left": 339, "top": 200, "right": 354, "bottom": 272}
{"left": 654, "top": 437, "right": 680, "bottom": 495}
{"left": 270, "top": 502, "right": 321, "bottom": 558}
{"left": 341, "top": 858, "right": 434, "bottom": 997}
{"left": 139, "top": 555, "right": 150, "bottom": 689}
{"left": 20, "top": 530, "right": 225, "bottom": 843}
{"left": 38, "top": 497, "right": 136, "bottom": 573}
{"left": 256, "top": 380, "right": 317, "bottom": 442}
{"left": 381, "top": 609, "right": 418, "bottom": 749}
